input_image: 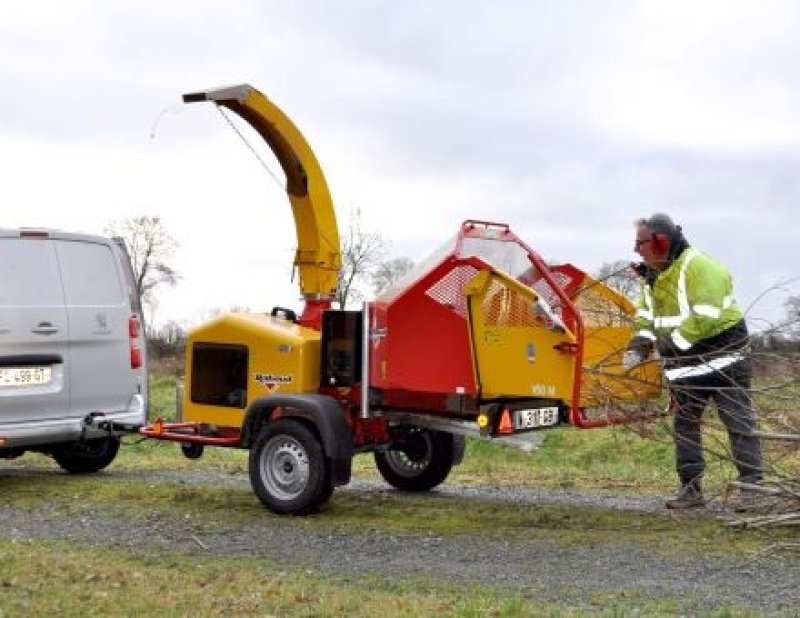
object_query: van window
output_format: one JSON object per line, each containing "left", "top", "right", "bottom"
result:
{"left": 55, "top": 240, "right": 125, "bottom": 306}
{"left": 0, "top": 238, "right": 64, "bottom": 307}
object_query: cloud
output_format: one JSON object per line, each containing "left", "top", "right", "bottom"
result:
{"left": 1, "top": 0, "right": 797, "bottom": 329}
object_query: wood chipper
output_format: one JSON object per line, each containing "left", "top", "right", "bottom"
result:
{"left": 141, "top": 84, "right": 662, "bottom": 514}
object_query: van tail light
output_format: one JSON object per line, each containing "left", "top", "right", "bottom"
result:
{"left": 129, "top": 315, "right": 142, "bottom": 369}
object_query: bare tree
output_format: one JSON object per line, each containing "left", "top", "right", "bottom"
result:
{"left": 594, "top": 260, "right": 640, "bottom": 300}
{"left": 105, "top": 216, "right": 180, "bottom": 304}
{"left": 372, "top": 257, "right": 414, "bottom": 296}
{"left": 335, "top": 210, "right": 386, "bottom": 308}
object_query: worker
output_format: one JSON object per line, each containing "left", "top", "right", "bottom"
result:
{"left": 623, "top": 213, "right": 763, "bottom": 509}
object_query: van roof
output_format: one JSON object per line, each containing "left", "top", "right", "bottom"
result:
{"left": 0, "top": 228, "right": 116, "bottom": 244}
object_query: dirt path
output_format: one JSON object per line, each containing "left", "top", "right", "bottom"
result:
{"left": 2, "top": 464, "right": 799, "bottom": 614}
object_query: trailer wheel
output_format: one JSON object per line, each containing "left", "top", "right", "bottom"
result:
{"left": 374, "top": 428, "right": 455, "bottom": 491}
{"left": 248, "top": 419, "right": 327, "bottom": 515}
{"left": 180, "top": 442, "right": 204, "bottom": 460}
{"left": 51, "top": 436, "right": 120, "bottom": 474}
{"left": 313, "top": 462, "right": 335, "bottom": 509}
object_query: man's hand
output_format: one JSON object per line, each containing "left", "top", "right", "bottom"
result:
{"left": 622, "top": 350, "right": 645, "bottom": 369}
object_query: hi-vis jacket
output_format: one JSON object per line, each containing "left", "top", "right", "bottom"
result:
{"left": 634, "top": 246, "right": 747, "bottom": 382}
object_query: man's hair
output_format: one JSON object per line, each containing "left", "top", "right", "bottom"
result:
{"left": 635, "top": 213, "right": 680, "bottom": 237}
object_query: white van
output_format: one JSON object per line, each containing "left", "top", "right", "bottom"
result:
{"left": 0, "top": 228, "right": 147, "bottom": 472}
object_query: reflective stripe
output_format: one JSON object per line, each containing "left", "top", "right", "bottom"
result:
{"left": 675, "top": 248, "right": 697, "bottom": 322}
{"left": 722, "top": 295, "right": 732, "bottom": 308}
{"left": 649, "top": 249, "right": 698, "bottom": 330}
{"left": 664, "top": 354, "right": 744, "bottom": 381}
{"left": 693, "top": 304, "right": 721, "bottom": 318}
{"left": 638, "top": 287, "right": 654, "bottom": 322}
{"left": 635, "top": 329, "right": 657, "bottom": 341}
{"left": 671, "top": 329, "right": 693, "bottom": 351}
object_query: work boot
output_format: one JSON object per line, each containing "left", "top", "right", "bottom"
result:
{"left": 665, "top": 482, "right": 705, "bottom": 510}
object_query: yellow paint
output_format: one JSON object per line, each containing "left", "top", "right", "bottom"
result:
{"left": 465, "top": 269, "right": 576, "bottom": 401}
{"left": 184, "top": 85, "right": 341, "bottom": 299}
{"left": 465, "top": 268, "right": 661, "bottom": 407}
{"left": 181, "top": 312, "right": 321, "bottom": 427}
{"left": 574, "top": 278, "right": 662, "bottom": 407}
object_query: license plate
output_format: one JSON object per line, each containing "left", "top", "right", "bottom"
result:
{"left": 515, "top": 406, "right": 559, "bottom": 429}
{"left": 0, "top": 366, "right": 52, "bottom": 387}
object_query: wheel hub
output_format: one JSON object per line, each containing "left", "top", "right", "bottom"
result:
{"left": 260, "top": 437, "right": 310, "bottom": 501}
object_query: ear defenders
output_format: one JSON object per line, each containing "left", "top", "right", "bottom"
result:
{"left": 651, "top": 232, "right": 669, "bottom": 253}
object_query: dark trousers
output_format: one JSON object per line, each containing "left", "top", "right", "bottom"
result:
{"left": 669, "top": 359, "right": 763, "bottom": 485}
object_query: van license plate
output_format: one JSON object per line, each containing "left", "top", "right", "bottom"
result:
{"left": 515, "top": 406, "right": 559, "bottom": 429}
{"left": 0, "top": 366, "right": 52, "bottom": 387}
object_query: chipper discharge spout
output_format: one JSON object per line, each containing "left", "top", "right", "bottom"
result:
{"left": 182, "top": 84, "right": 341, "bottom": 329}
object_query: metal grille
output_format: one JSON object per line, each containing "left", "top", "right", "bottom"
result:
{"left": 482, "top": 279, "right": 539, "bottom": 327}
{"left": 571, "top": 285, "right": 632, "bottom": 328}
{"left": 425, "top": 265, "right": 479, "bottom": 318}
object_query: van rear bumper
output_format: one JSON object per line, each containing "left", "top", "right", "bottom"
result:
{"left": 0, "top": 395, "right": 146, "bottom": 449}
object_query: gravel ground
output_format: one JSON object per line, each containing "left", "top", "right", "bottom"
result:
{"left": 2, "top": 464, "right": 799, "bottom": 614}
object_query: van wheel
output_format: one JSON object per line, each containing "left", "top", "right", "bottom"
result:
{"left": 52, "top": 436, "right": 121, "bottom": 474}
{"left": 374, "top": 427, "right": 454, "bottom": 491}
{"left": 248, "top": 419, "right": 327, "bottom": 515}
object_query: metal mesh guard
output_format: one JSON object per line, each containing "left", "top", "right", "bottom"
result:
{"left": 425, "top": 265, "right": 479, "bottom": 318}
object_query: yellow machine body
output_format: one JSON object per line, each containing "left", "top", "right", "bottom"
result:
{"left": 572, "top": 276, "right": 662, "bottom": 408}
{"left": 464, "top": 266, "right": 661, "bottom": 409}
{"left": 181, "top": 313, "right": 321, "bottom": 427}
{"left": 464, "top": 269, "right": 576, "bottom": 401}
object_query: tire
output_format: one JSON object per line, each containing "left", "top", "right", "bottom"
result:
{"left": 248, "top": 419, "right": 327, "bottom": 515}
{"left": 180, "top": 442, "right": 205, "bottom": 460}
{"left": 312, "top": 461, "right": 335, "bottom": 509}
{"left": 374, "top": 427, "right": 455, "bottom": 492}
{"left": 51, "top": 436, "right": 121, "bottom": 474}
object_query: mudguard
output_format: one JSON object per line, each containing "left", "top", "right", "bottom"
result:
{"left": 241, "top": 393, "right": 353, "bottom": 485}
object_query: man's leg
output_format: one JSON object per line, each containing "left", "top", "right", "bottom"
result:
{"left": 712, "top": 362, "right": 763, "bottom": 484}
{"left": 671, "top": 384, "right": 709, "bottom": 485}
{"left": 666, "top": 384, "right": 709, "bottom": 508}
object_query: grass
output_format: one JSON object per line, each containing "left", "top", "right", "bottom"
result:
{"left": 2, "top": 370, "right": 797, "bottom": 616}
{"left": 0, "top": 540, "right": 760, "bottom": 617}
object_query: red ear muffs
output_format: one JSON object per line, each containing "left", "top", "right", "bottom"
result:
{"left": 652, "top": 232, "right": 668, "bottom": 253}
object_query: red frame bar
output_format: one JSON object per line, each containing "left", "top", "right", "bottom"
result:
{"left": 139, "top": 418, "right": 242, "bottom": 447}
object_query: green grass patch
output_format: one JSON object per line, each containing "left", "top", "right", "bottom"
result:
{"left": 0, "top": 540, "right": 537, "bottom": 617}
{"left": 0, "top": 539, "right": 767, "bottom": 617}
{"left": 148, "top": 373, "right": 180, "bottom": 421}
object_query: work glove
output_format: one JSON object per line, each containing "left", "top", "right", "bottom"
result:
{"left": 622, "top": 349, "right": 645, "bottom": 369}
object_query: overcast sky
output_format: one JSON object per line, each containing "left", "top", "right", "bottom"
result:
{"left": 1, "top": 0, "right": 798, "bottom": 330}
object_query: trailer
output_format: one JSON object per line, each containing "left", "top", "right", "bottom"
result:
{"left": 141, "top": 84, "right": 662, "bottom": 514}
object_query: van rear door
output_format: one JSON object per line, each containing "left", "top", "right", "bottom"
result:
{"left": 0, "top": 233, "right": 70, "bottom": 424}
{"left": 53, "top": 238, "right": 142, "bottom": 418}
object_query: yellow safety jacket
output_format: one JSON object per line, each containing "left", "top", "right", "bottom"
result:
{"left": 634, "top": 246, "right": 747, "bottom": 381}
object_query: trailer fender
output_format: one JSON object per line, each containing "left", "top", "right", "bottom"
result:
{"left": 241, "top": 393, "right": 353, "bottom": 485}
